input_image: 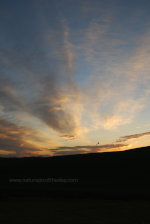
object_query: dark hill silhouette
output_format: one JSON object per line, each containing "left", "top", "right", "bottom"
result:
{"left": 1, "top": 146, "right": 150, "bottom": 199}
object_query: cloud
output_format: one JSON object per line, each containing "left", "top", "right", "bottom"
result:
{"left": 0, "top": 76, "right": 25, "bottom": 112}
{"left": 73, "top": 19, "right": 150, "bottom": 131}
{"left": 29, "top": 74, "right": 82, "bottom": 138}
{"left": 0, "top": 19, "right": 82, "bottom": 139}
{"left": 117, "top": 131, "right": 150, "bottom": 142}
{"left": 0, "top": 118, "right": 42, "bottom": 157}
{"left": 46, "top": 18, "right": 75, "bottom": 74}
{"left": 1, "top": 1, "right": 150, "bottom": 157}
{"left": 101, "top": 98, "right": 145, "bottom": 130}
{"left": 21, "top": 67, "right": 80, "bottom": 138}
{"left": 49, "top": 143, "right": 128, "bottom": 156}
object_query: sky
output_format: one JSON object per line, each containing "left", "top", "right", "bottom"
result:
{"left": 1, "top": 0, "right": 150, "bottom": 157}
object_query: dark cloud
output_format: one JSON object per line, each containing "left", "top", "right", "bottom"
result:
{"left": 117, "top": 131, "right": 150, "bottom": 142}
{"left": 0, "top": 23, "right": 80, "bottom": 139}
{"left": 0, "top": 118, "right": 41, "bottom": 157}
{"left": 53, "top": 150, "right": 88, "bottom": 156}
{"left": 33, "top": 105, "right": 77, "bottom": 137}
{"left": 30, "top": 75, "right": 79, "bottom": 138}
{"left": 0, "top": 76, "right": 25, "bottom": 111}
{"left": 49, "top": 143, "right": 128, "bottom": 156}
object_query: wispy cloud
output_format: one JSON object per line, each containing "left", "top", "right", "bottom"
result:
{"left": 49, "top": 143, "right": 128, "bottom": 156}
{"left": 117, "top": 131, "right": 150, "bottom": 143}
{"left": 101, "top": 98, "right": 145, "bottom": 130}
{"left": 0, "top": 118, "right": 42, "bottom": 157}
{"left": 74, "top": 18, "right": 150, "bottom": 131}
{"left": 0, "top": 76, "right": 26, "bottom": 112}
{"left": 0, "top": 19, "right": 83, "bottom": 139}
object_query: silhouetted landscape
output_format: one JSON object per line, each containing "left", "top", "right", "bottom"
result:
{"left": 1, "top": 146, "right": 150, "bottom": 223}
{"left": 1, "top": 145, "right": 150, "bottom": 198}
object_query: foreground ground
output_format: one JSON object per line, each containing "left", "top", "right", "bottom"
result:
{"left": 0, "top": 197, "right": 150, "bottom": 224}
{"left": 1, "top": 146, "right": 150, "bottom": 223}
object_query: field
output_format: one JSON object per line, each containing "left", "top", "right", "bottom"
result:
{"left": 1, "top": 197, "right": 150, "bottom": 224}
{"left": 1, "top": 146, "right": 150, "bottom": 223}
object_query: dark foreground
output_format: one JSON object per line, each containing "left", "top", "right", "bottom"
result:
{"left": 1, "top": 197, "right": 150, "bottom": 223}
{"left": 1, "top": 146, "right": 150, "bottom": 223}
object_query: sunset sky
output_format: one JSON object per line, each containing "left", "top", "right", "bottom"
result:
{"left": 1, "top": 0, "right": 150, "bottom": 157}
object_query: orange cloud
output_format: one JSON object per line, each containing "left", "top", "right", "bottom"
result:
{"left": 0, "top": 118, "right": 42, "bottom": 157}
